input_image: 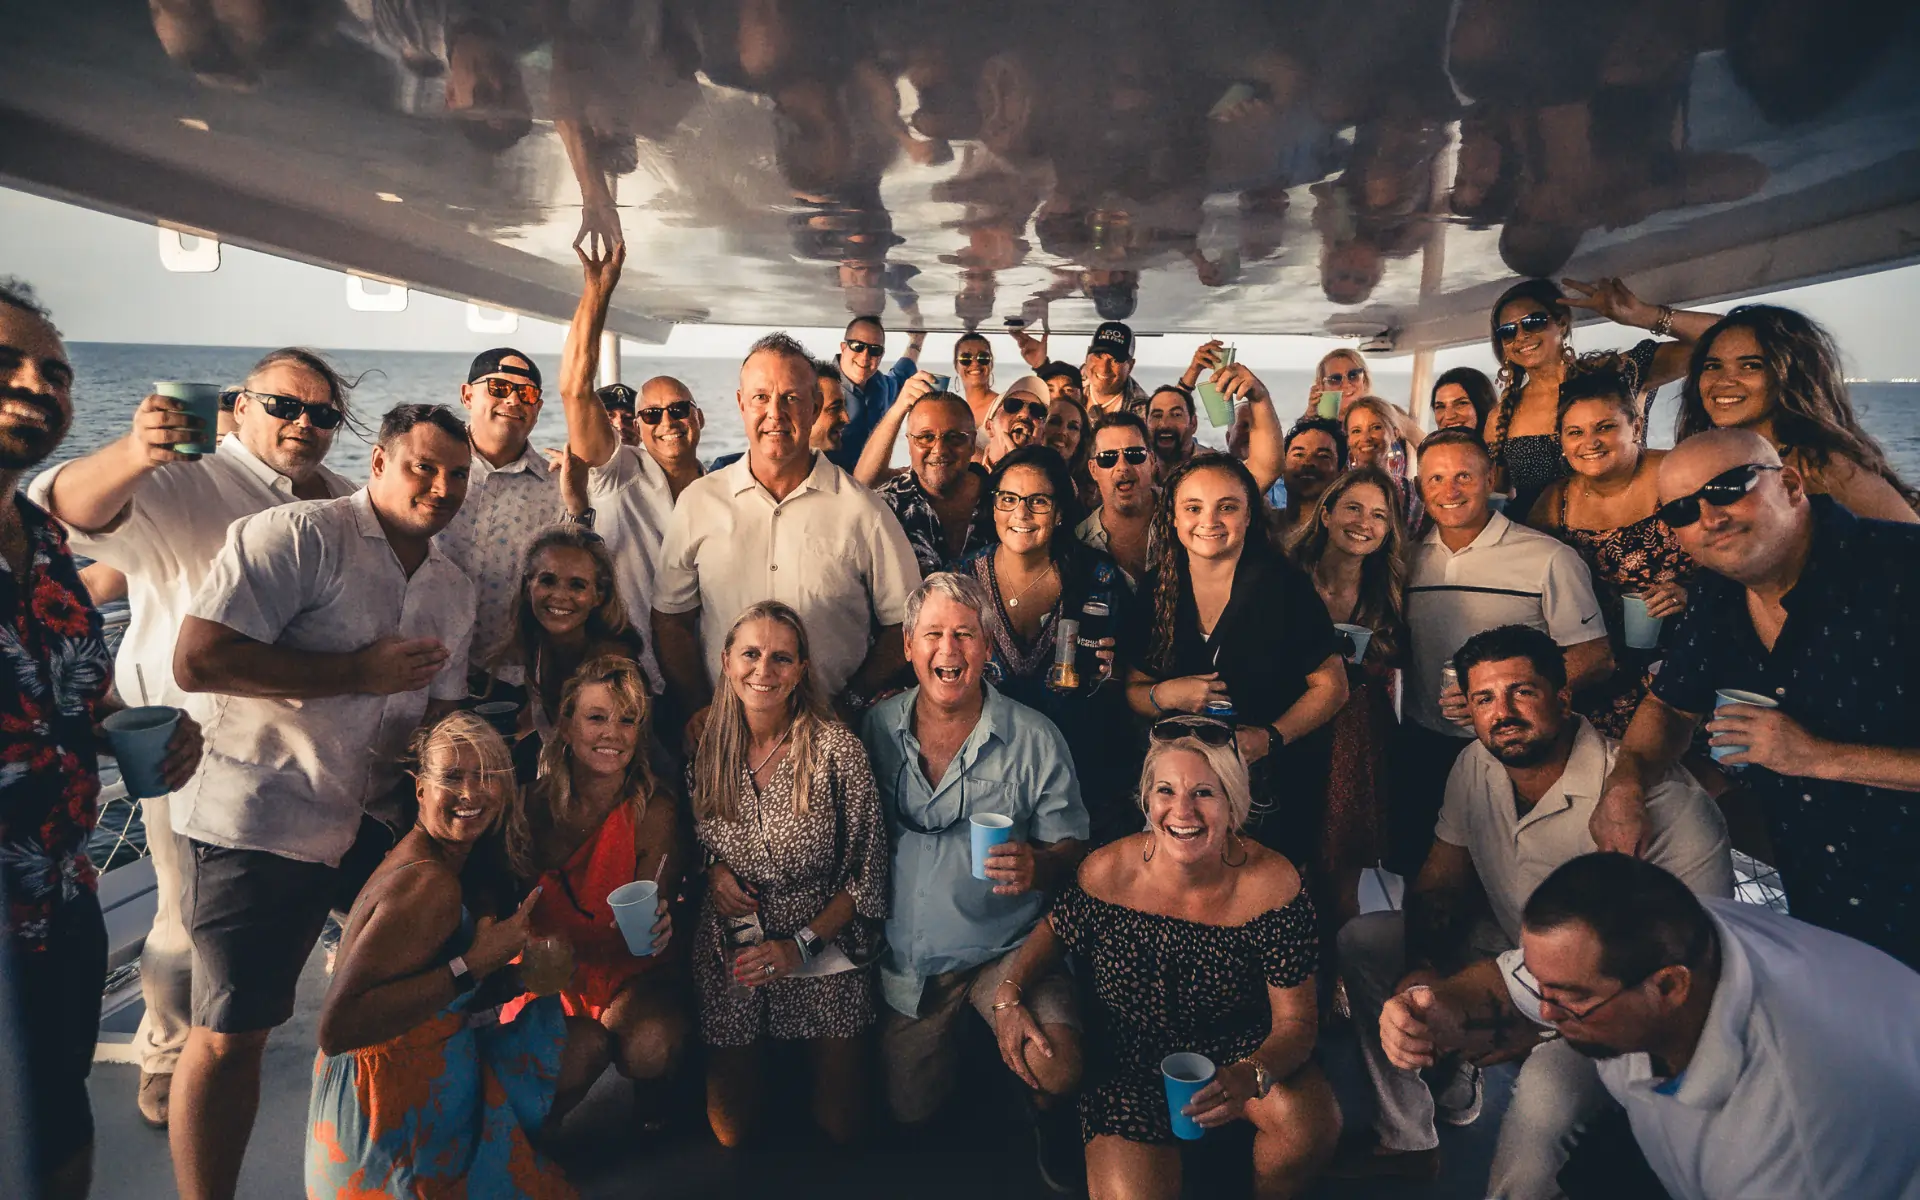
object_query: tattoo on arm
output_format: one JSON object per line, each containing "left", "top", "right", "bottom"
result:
{"left": 1404, "top": 885, "right": 1477, "bottom": 975}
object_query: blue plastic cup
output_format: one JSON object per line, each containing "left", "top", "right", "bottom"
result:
{"left": 970, "top": 813, "right": 1014, "bottom": 881}
{"left": 103, "top": 706, "right": 181, "bottom": 800}
{"left": 1621, "top": 595, "right": 1662, "bottom": 650}
{"left": 1711, "top": 689, "right": 1779, "bottom": 766}
{"left": 1334, "top": 623, "right": 1373, "bottom": 664}
{"left": 608, "top": 881, "right": 659, "bottom": 956}
{"left": 928, "top": 374, "right": 952, "bottom": 395}
{"left": 153, "top": 381, "right": 222, "bottom": 457}
{"left": 1161, "top": 1052, "right": 1215, "bottom": 1140}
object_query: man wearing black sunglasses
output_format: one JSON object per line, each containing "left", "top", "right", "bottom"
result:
{"left": 1075, "top": 413, "right": 1155, "bottom": 580}
{"left": 836, "top": 313, "right": 926, "bottom": 469}
{"left": 1595, "top": 429, "right": 1920, "bottom": 969}
{"left": 29, "top": 346, "right": 354, "bottom": 1128}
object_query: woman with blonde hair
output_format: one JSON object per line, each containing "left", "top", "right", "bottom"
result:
{"left": 487, "top": 525, "right": 645, "bottom": 738}
{"left": 1304, "top": 348, "right": 1372, "bottom": 421}
{"left": 690, "top": 602, "right": 889, "bottom": 1146}
{"left": 308, "top": 713, "right": 598, "bottom": 1198}
{"left": 1341, "top": 396, "right": 1424, "bottom": 531}
{"left": 991, "top": 719, "right": 1339, "bottom": 1198}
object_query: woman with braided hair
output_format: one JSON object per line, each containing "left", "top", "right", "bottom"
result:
{"left": 1122, "top": 453, "right": 1347, "bottom": 865}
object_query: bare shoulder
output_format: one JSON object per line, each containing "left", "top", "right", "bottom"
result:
{"left": 357, "top": 854, "right": 463, "bottom": 934}
{"left": 1077, "top": 836, "right": 1143, "bottom": 902}
{"left": 1233, "top": 844, "right": 1304, "bottom": 920}
{"left": 1527, "top": 478, "right": 1565, "bottom": 528}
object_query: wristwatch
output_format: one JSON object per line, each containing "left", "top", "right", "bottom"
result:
{"left": 566, "top": 506, "right": 596, "bottom": 529}
{"left": 447, "top": 954, "right": 479, "bottom": 993}
{"left": 793, "top": 925, "right": 823, "bottom": 964}
{"left": 1244, "top": 1058, "right": 1274, "bottom": 1099}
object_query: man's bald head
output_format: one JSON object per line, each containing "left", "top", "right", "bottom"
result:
{"left": 1660, "top": 428, "right": 1806, "bottom": 588}
{"left": 1658, "top": 428, "right": 1782, "bottom": 502}
{"left": 640, "top": 376, "right": 694, "bottom": 407}
{"left": 908, "top": 391, "right": 974, "bottom": 434}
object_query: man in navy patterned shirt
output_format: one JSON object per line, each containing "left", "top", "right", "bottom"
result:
{"left": 1593, "top": 429, "right": 1920, "bottom": 967}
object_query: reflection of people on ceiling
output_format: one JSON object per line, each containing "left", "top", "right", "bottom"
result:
{"left": 935, "top": 146, "right": 1044, "bottom": 329}
{"left": 149, "top": 0, "right": 338, "bottom": 90}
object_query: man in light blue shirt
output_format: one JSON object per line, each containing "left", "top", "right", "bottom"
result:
{"left": 863, "top": 573, "right": 1087, "bottom": 1134}
{"left": 834, "top": 313, "right": 925, "bottom": 470}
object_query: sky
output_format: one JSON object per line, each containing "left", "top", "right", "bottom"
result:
{"left": 4, "top": 185, "right": 1918, "bottom": 379}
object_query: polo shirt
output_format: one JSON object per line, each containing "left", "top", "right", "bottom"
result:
{"left": 1651, "top": 496, "right": 1920, "bottom": 967}
{"left": 180, "top": 490, "right": 475, "bottom": 866}
{"left": 433, "top": 440, "right": 560, "bottom": 668}
{"left": 586, "top": 444, "right": 674, "bottom": 690}
{"left": 864, "top": 684, "right": 1088, "bottom": 1018}
{"left": 1438, "top": 717, "right": 1733, "bottom": 943}
{"left": 1501, "top": 898, "right": 1920, "bottom": 1200}
{"left": 653, "top": 454, "right": 920, "bottom": 697}
{"left": 878, "top": 465, "right": 996, "bottom": 578}
{"left": 835, "top": 355, "right": 918, "bottom": 470}
{"left": 1405, "top": 511, "right": 1603, "bottom": 737}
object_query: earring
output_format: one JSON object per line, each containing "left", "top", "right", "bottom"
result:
{"left": 1222, "top": 831, "right": 1249, "bottom": 868}
{"left": 1143, "top": 837, "right": 1156, "bottom": 864}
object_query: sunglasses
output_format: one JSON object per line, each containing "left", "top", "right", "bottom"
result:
{"left": 1093, "top": 446, "right": 1150, "bottom": 468}
{"left": 1001, "top": 396, "right": 1048, "bottom": 421}
{"left": 1150, "top": 715, "right": 1238, "bottom": 751}
{"left": 909, "top": 430, "right": 975, "bottom": 451}
{"left": 1655, "top": 463, "right": 1782, "bottom": 529}
{"left": 247, "top": 391, "right": 346, "bottom": 430}
{"left": 993, "top": 489, "right": 1056, "bottom": 514}
{"left": 845, "top": 339, "right": 884, "bottom": 356}
{"left": 957, "top": 353, "right": 993, "bottom": 366}
{"left": 482, "top": 377, "right": 542, "bottom": 403}
{"left": 1322, "top": 368, "right": 1367, "bottom": 386}
{"left": 638, "top": 400, "right": 694, "bottom": 425}
{"left": 1495, "top": 312, "right": 1555, "bottom": 343}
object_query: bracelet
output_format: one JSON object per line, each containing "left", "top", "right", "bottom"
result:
{"left": 1148, "top": 682, "right": 1168, "bottom": 713}
{"left": 1650, "top": 305, "right": 1675, "bottom": 339}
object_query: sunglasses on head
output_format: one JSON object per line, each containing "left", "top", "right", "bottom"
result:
{"left": 1001, "top": 396, "right": 1047, "bottom": 421}
{"left": 1656, "top": 463, "right": 1782, "bottom": 529}
{"left": 1323, "top": 368, "right": 1367, "bottom": 386}
{"left": 482, "top": 377, "right": 542, "bottom": 402}
{"left": 1093, "top": 446, "right": 1150, "bottom": 468}
{"left": 638, "top": 400, "right": 694, "bottom": 425}
{"left": 845, "top": 338, "right": 884, "bottom": 356}
{"left": 1150, "top": 716, "right": 1238, "bottom": 751}
{"left": 957, "top": 353, "right": 993, "bottom": 366}
{"left": 247, "top": 391, "right": 346, "bottom": 429}
{"left": 1495, "top": 312, "right": 1555, "bottom": 343}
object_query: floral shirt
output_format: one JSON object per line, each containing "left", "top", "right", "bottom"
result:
{"left": 878, "top": 466, "right": 997, "bottom": 578}
{"left": 1, "top": 495, "right": 112, "bottom": 949}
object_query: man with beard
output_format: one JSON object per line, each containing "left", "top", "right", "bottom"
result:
{"left": 29, "top": 347, "right": 354, "bottom": 1129}
{"left": 170, "top": 403, "right": 476, "bottom": 1200}
{"left": 1593, "top": 429, "right": 1920, "bottom": 969}
{"left": 1379, "top": 853, "right": 1920, "bottom": 1200}
{"left": 1270, "top": 417, "right": 1346, "bottom": 544}
{"left": 1075, "top": 413, "right": 1154, "bottom": 581}
{"left": 836, "top": 313, "right": 927, "bottom": 469}
{"left": 982, "top": 376, "right": 1049, "bottom": 469}
{"left": 1144, "top": 385, "right": 1199, "bottom": 478}
{"left": 1081, "top": 321, "right": 1148, "bottom": 418}
{"left": 1334, "top": 625, "right": 1729, "bottom": 1193}
{"left": 852, "top": 375, "right": 995, "bottom": 577}
{"left": 2, "top": 279, "right": 205, "bottom": 1200}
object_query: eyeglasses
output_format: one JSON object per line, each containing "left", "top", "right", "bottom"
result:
{"left": 246, "top": 391, "right": 347, "bottom": 430}
{"left": 1495, "top": 312, "right": 1555, "bottom": 343}
{"left": 957, "top": 353, "right": 993, "bottom": 366}
{"left": 1093, "top": 446, "right": 1150, "bottom": 468}
{"left": 1150, "top": 716, "right": 1240, "bottom": 755}
{"left": 1509, "top": 958, "right": 1664, "bottom": 1025}
{"left": 993, "top": 489, "right": 1056, "bottom": 514}
{"left": 1322, "top": 368, "right": 1367, "bottom": 386}
{"left": 908, "top": 430, "right": 974, "bottom": 451}
{"left": 482, "top": 377, "right": 542, "bottom": 403}
{"left": 1655, "top": 463, "right": 1782, "bottom": 529}
{"left": 844, "top": 339, "right": 884, "bottom": 357}
{"left": 638, "top": 400, "right": 694, "bottom": 425}
{"left": 1001, "top": 396, "right": 1048, "bottom": 422}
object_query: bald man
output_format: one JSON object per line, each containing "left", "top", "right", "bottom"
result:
{"left": 1594, "top": 428, "right": 1920, "bottom": 967}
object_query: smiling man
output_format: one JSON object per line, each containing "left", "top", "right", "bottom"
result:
{"left": 835, "top": 313, "right": 926, "bottom": 469}
{"left": 1335, "top": 625, "right": 1728, "bottom": 1193}
{"left": 1076, "top": 412, "right": 1155, "bottom": 581}
{"left": 30, "top": 346, "right": 354, "bottom": 1127}
{"left": 852, "top": 376, "right": 995, "bottom": 576}
{"left": 1271, "top": 417, "right": 1347, "bottom": 544}
{"left": 983, "top": 375, "right": 1049, "bottom": 469}
{"left": 1145, "top": 385, "right": 1199, "bottom": 477}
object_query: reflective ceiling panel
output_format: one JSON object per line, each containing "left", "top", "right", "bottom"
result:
{"left": 2, "top": 1, "right": 1916, "bottom": 346}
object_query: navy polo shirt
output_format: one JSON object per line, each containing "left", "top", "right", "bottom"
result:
{"left": 1652, "top": 497, "right": 1920, "bottom": 968}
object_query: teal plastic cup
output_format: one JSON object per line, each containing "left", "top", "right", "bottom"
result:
{"left": 608, "top": 881, "right": 659, "bottom": 956}
{"left": 928, "top": 374, "right": 952, "bottom": 395}
{"left": 1621, "top": 595, "right": 1662, "bottom": 650}
{"left": 103, "top": 706, "right": 181, "bottom": 800}
{"left": 1334, "top": 623, "right": 1372, "bottom": 664}
{"left": 153, "top": 382, "right": 222, "bottom": 457}
{"left": 970, "top": 813, "right": 1013, "bottom": 881}
{"left": 1711, "top": 689, "right": 1779, "bottom": 766}
{"left": 1161, "top": 1052, "right": 1215, "bottom": 1140}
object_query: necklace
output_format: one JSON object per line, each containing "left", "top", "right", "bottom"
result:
{"left": 1003, "top": 559, "right": 1056, "bottom": 609}
{"left": 750, "top": 724, "right": 793, "bottom": 777}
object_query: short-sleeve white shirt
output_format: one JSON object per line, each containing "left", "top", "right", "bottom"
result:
{"left": 587, "top": 445, "right": 676, "bottom": 691}
{"left": 26, "top": 435, "right": 353, "bottom": 713}
{"left": 1405, "top": 512, "right": 1603, "bottom": 735}
{"left": 177, "top": 489, "right": 475, "bottom": 866}
{"left": 1436, "top": 717, "right": 1733, "bottom": 942}
{"left": 653, "top": 454, "right": 920, "bottom": 697}
{"left": 1501, "top": 899, "right": 1920, "bottom": 1200}
{"left": 432, "top": 441, "right": 559, "bottom": 667}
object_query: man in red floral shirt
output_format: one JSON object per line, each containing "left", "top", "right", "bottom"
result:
{"left": 0, "top": 279, "right": 203, "bottom": 1199}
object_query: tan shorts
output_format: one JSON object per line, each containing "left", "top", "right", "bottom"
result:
{"left": 880, "top": 945, "right": 1079, "bottom": 1125}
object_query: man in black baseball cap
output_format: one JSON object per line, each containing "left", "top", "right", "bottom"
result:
{"left": 1083, "top": 322, "right": 1146, "bottom": 418}
{"left": 597, "top": 382, "right": 639, "bottom": 446}
{"left": 1034, "top": 360, "right": 1083, "bottom": 405}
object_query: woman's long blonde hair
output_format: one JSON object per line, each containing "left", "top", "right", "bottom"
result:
{"left": 490, "top": 526, "right": 640, "bottom": 703}
{"left": 533, "top": 655, "right": 660, "bottom": 829}
{"left": 411, "top": 711, "right": 535, "bottom": 911}
{"left": 692, "top": 602, "right": 832, "bottom": 826}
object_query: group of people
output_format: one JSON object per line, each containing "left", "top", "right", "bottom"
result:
{"left": 4, "top": 245, "right": 1920, "bottom": 1200}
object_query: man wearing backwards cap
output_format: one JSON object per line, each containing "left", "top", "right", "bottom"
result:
{"left": 983, "top": 375, "right": 1049, "bottom": 469}
{"left": 1082, "top": 321, "right": 1150, "bottom": 419}
{"left": 437, "top": 347, "right": 561, "bottom": 682}
{"left": 597, "top": 382, "right": 640, "bottom": 447}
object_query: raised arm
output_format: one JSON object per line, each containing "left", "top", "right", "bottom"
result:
{"left": 1561, "top": 277, "right": 1719, "bottom": 388}
{"left": 560, "top": 240, "right": 626, "bottom": 470}
{"left": 1211, "top": 361, "right": 1286, "bottom": 492}
{"left": 173, "top": 615, "right": 450, "bottom": 700}
{"left": 43, "top": 393, "right": 207, "bottom": 533}
{"left": 852, "top": 372, "right": 936, "bottom": 486}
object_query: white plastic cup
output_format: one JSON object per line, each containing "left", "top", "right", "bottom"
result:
{"left": 608, "top": 880, "right": 660, "bottom": 956}
{"left": 1711, "top": 689, "right": 1779, "bottom": 766}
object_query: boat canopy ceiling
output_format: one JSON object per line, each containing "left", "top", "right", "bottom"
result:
{"left": 3, "top": 1, "right": 1917, "bottom": 349}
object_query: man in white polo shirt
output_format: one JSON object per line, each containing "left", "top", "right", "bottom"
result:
{"left": 167, "top": 404, "right": 476, "bottom": 1200}
{"left": 1379, "top": 853, "right": 1920, "bottom": 1200}
{"left": 1335, "top": 625, "right": 1730, "bottom": 1194}
{"left": 1397, "top": 429, "right": 1611, "bottom": 874}
{"left": 652, "top": 332, "right": 919, "bottom": 725}
{"left": 27, "top": 347, "right": 355, "bottom": 1128}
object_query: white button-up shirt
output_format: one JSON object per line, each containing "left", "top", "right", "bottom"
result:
{"left": 27, "top": 435, "right": 353, "bottom": 713}
{"left": 1502, "top": 899, "right": 1920, "bottom": 1200}
{"left": 588, "top": 445, "right": 676, "bottom": 691}
{"left": 178, "top": 490, "right": 474, "bottom": 865}
{"left": 432, "top": 441, "right": 559, "bottom": 668}
{"left": 1438, "top": 717, "right": 1733, "bottom": 942}
{"left": 1405, "top": 512, "right": 1603, "bottom": 736}
{"left": 654, "top": 454, "right": 920, "bottom": 697}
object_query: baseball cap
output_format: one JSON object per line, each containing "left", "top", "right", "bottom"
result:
{"left": 1087, "top": 322, "right": 1134, "bottom": 361}
{"left": 467, "top": 348, "right": 542, "bottom": 388}
{"left": 597, "top": 383, "right": 637, "bottom": 413}
{"left": 1034, "top": 361, "right": 1083, "bottom": 388}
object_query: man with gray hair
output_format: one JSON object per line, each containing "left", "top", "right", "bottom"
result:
{"left": 862, "top": 572, "right": 1087, "bottom": 1189}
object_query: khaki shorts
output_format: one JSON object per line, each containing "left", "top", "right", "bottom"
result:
{"left": 880, "top": 945, "right": 1079, "bottom": 1125}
